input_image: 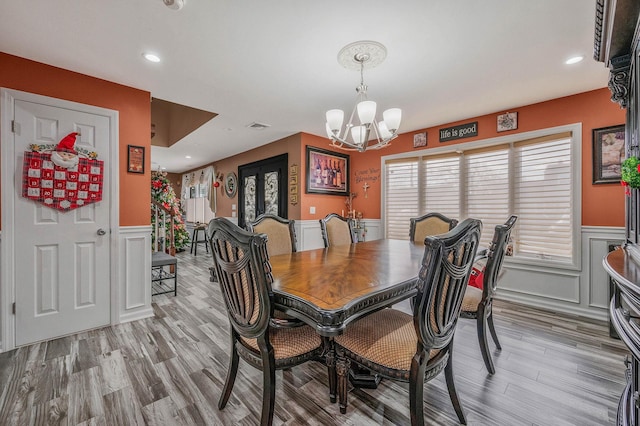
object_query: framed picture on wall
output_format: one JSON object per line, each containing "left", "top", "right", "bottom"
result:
{"left": 127, "top": 145, "right": 145, "bottom": 174}
{"left": 593, "top": 124, "right": 625, "bottom": 184}
{"left": 305, "top": 146, "right": 349, "bottom": 195}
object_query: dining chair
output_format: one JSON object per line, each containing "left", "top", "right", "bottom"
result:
{"left": 207, "top": 218, "right": 324, "bottom": 426}
{"left": 333, "top": 218, "right": 483, "bottom": 425}
{"left": 319, "top": 213, "right": 357, "bottom": 247}
{"left": 246, "top": 213, "right": 297, "bottom": 256}
{"left": 246, "top": 213, "right": 302, "bottom": 328}
{"left": 461, "top": 215, "right": 517, "bottom": 374}
{"left": 409, "top": 212, "right": 458, "bottom": 243}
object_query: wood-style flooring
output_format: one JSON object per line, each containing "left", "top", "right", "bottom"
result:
{"left": 0, "top": 249, "right": 629, "bottom": 425}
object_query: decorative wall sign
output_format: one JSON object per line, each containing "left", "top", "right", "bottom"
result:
{"left": 497, "top": 112, "right": 518, "bottom": 132}
{"left": 289, "top": 163, "right": 299, "bottom": 205}
{"left": 439, "top": 122, "right": 478, "bottom": 142}
{"left": 413, "top": 132, "right": 427, "bottom": 148}
{"left": 22, "top": 132, "right": 104, "bottom": 211}
{"left": 127, "top": 145, "right": 145, "bottom": 173}
{"left": 306, "top": 146, "right": 349, "bottom": 195}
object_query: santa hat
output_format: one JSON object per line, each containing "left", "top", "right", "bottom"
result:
{"left": 56, "top": 132, "right": 78, "bottom": 154}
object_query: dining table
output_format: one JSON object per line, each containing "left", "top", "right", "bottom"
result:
{"left": 269, "top": 238, "right": 427, "bottom": 336}
{"left": 269, "top": 238, "right": 427, "bottom": 402}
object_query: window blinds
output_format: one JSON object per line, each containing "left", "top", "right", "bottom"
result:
{"left": 385, "top": 158, "right": 419, "bottom": 239}
{"left": 383, "top": 131, "right": 574, "bottom": 263}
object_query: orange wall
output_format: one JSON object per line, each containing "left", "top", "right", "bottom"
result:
{"left": 342, "top": 88, "right": 624, "bottom": 227}
{"left": 0, "top": 52, "right": 151, "bottom": 226}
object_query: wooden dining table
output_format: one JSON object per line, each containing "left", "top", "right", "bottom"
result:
{"left": 269, "top": 238, "right": 427, "bottom": 337}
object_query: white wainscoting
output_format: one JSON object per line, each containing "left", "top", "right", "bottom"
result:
{"left": 293, "top": 220, "right": 625, "bottom": 321}
{"left": 0, "top": 221, "right": 624, "bottom": 353}
{"left": 118, "top": 226, "right": 153, "bottom": 323}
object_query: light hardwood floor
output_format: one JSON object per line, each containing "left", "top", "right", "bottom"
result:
{"left": 0, "top": 249, "right": 629, "bottom": 425}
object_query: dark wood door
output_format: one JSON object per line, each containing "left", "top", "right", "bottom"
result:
{"left": 238, "top": 154, "right": 288, "bottom": 228}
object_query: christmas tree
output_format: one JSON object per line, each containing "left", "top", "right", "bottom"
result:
{"left": 151, "top": 171, "right": 190, "bottom": 252}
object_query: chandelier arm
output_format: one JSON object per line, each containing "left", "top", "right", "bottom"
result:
{"left": 330, "top": 135, "right": 363, "bottom": 151}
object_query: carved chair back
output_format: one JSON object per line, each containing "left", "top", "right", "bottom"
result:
{"left": 207, "top": 217, "right": 272, "bottom": 339}
{"left": 482, "top": 215, "right": 517, "bottom": 301}
{"left": 415, "top": 218, "right": 482, "bottom": 350}
{"left": 246, "top": 213, "right": 297, "bottom": 257}
{"left": 409, "top": 212, "right": 458, "bottom": 243}
{"left": 320, "top": 213, "right": 356, "bottom": 248}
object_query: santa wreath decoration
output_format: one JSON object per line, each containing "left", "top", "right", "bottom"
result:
{"left": 22, "top": 132, "right": 104, "bottom": 211}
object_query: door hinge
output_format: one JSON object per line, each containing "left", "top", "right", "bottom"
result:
{"left": 12, "top": 302, "right": 16, "bottom": 315}
{"left": 11, "top": 120, "right": 17, "bottom": 133}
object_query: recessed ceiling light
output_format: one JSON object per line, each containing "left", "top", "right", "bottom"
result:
{"left": 185, "top": 155, "right": 192, "bottom": 159}
{"left": 143, "top": 52, "right": 161, "bottom": 63}
{"left": 565, "top": 56, "right": 583, "bottom": 65}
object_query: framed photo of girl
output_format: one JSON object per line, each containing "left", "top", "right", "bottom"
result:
{"left": 592, "top": 125, "right": 625, "bottom": 184}
{"left": 305, "top": 146, "right": 349, "bottom": 195}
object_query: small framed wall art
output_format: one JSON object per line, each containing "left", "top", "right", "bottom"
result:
{"left": 413, "top": 132, "right": 427, "bottom": 148}
{"left": 127, "top": 145, "right": 145, "bottom": 174}
{"left": 497, "top": 112, "right": 518, "bottom": 132}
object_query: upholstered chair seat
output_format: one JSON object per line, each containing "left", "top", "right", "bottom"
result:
{"left": 461, "top": 286, "right": 483, "bottom": 313}
{"left": 240, "top": 325, "right": 321, "bottom": 360}
{"left": 335, "top": 309, "right": 440, "bottom": 373}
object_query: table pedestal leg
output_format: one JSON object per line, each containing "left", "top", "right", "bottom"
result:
{"left": 336, "top": 347, "right": 350, "bottom": 414}
{"left": 325, "top": 341, "right": 337, "bottom": 403}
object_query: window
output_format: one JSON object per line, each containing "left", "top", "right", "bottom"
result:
{"left": 382, "top": 127, "right": 579, "bottom": 268}
{"left": 385, "top": 158, "right": 419, "bottom": 239}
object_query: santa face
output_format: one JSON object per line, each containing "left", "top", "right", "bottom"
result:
{"left": 51, "top": 151, "right": 79, "bottom": 169}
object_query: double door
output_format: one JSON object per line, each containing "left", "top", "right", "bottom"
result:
{"left": 238, "top": 154, "right": 288, "bottom": 228}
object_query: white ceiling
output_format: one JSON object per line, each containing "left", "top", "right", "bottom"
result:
{"left": 0, "top": 0, "right": 608, "bottom": 173}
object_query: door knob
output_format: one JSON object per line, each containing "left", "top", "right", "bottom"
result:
{"left": 97, "top": 228, "right": 107, "bottom": 236}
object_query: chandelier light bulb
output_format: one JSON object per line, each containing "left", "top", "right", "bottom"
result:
{"left": 357, "top": 101, "right": 377, "bottom": 125}
{"left": 326, "top": 109, "right": 344, "bottom": 134}
{"left": 351, "top": 126, "right": 367, "bottom": 145}
{"left": 383, "top": 108, "right": 402, "bottom": 132}
{"left": 378, "top": 121, "right": 392, "bottom": 139}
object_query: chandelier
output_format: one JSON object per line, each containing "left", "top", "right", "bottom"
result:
{"left": 325, "top": 41, "right": 402, "bottom": 152}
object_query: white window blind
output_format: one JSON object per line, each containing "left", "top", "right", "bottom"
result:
{"left": 513, "top": 135, "right": 572, "bottom": 260}
{"left": 422, "top": 154, "right": 461, "bottom": 220}
{"left": 385, "top": 159, "right": 419, "bottom": 239}
{"left": 465, "top": 147, "right": 510, "bottom": 248}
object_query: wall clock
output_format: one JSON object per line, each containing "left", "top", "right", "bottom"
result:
{"left": 225, "top": 172, "right": 238, "bottom": 197}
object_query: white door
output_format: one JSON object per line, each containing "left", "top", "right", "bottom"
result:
{"left": 11, "top": 99, "right": 111, "bottom": 346}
